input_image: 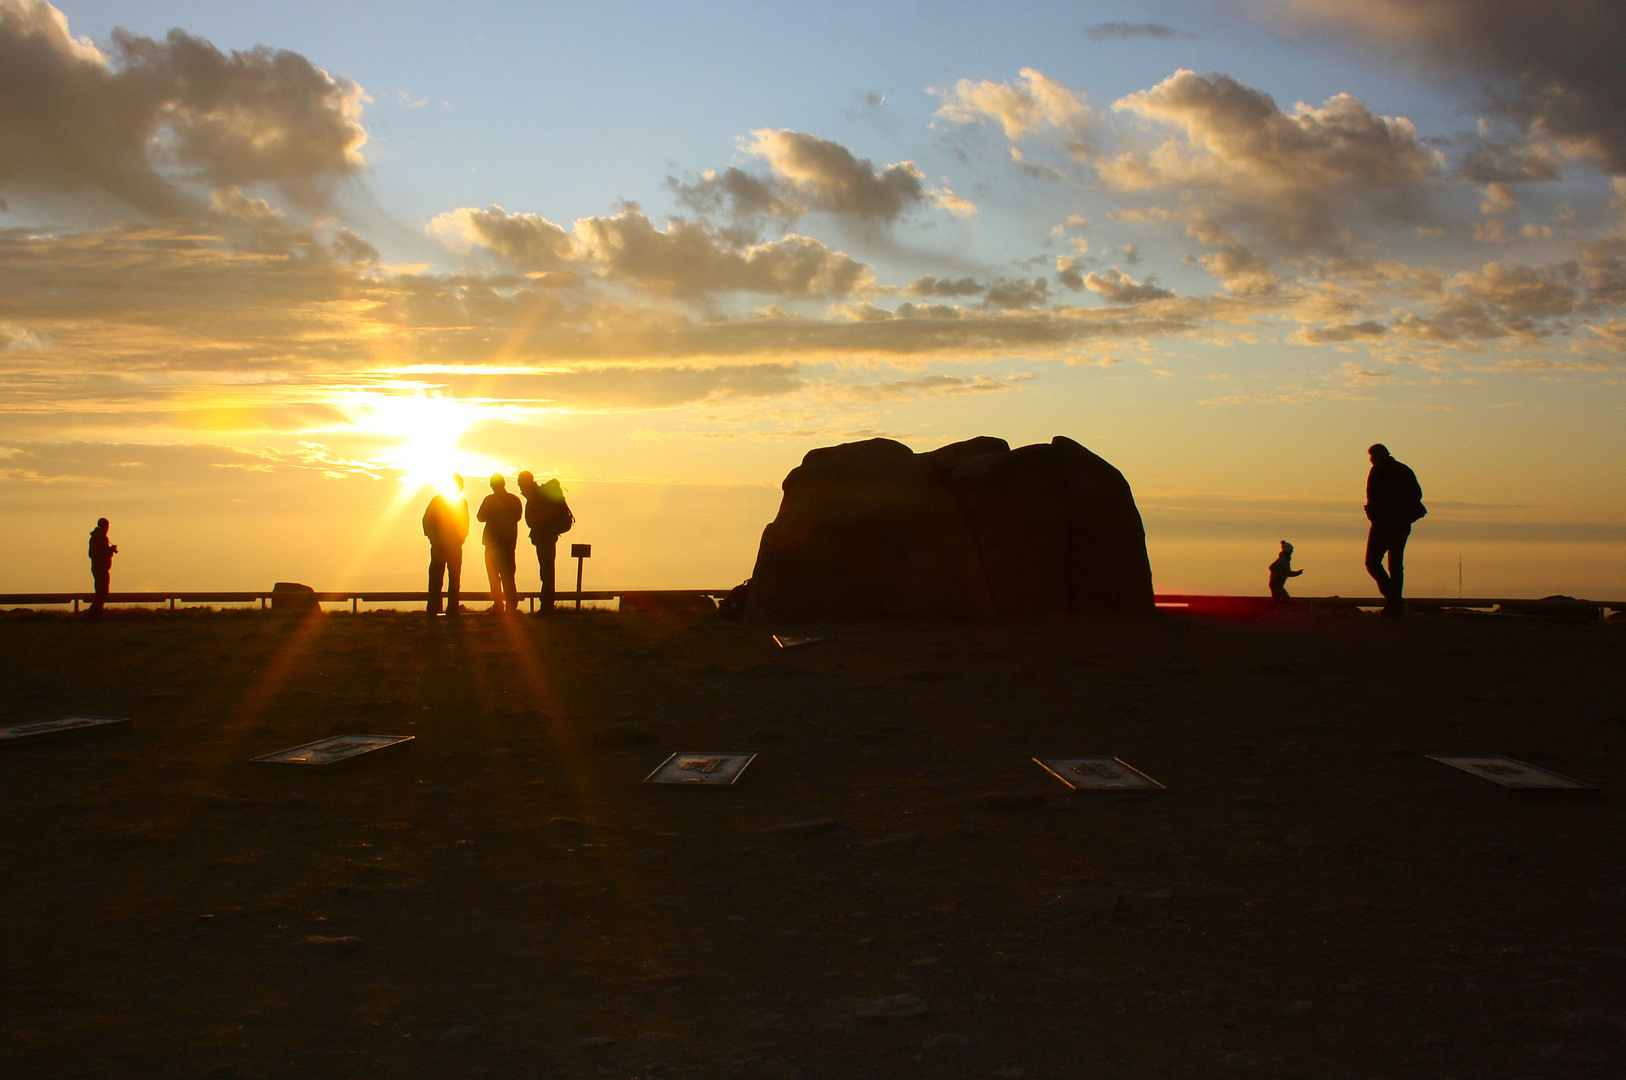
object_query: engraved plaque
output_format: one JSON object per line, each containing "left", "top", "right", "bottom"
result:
{"left": 254, "top": 735, "right": 413, "bottom": 765}
{"left": 644, "top": 752, "right": 757, "bottom": 785}
{"left": 1429, "top": 756, "right": 1595, "bottom": 791}
{"left": 772, "top": 635, "right": 827, "bottom": 649}
{"left": 1035, "top": 757, "right": 1165, "bottom": 790}
{"left": 0, "top": 716, "right": 129, "bottom": 742}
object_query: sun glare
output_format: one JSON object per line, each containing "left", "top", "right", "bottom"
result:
{"left": 354, "top": 394, "right": 504, "bottom": 496}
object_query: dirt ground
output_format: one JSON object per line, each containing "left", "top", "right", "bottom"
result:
{"left": 1, "top": 604, "right": 1623, "bottom": 1079}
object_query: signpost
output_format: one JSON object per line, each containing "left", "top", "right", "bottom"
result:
{"left": 570, "top": 543, "right": 591, "bottom": 610}
{"left": 1034, "top": 757, "right": 1165, "bottom": 790}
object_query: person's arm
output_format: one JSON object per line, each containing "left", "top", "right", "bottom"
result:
{"left": 1289, "top": 568, "right": 1302, "bottom": 577}
{"left": 477, "top": 496, "right": 490, "bottom": 523}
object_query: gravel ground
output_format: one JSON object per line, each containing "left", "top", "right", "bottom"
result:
{"left": 1, "top": 605, "right": 1623, "bottom": 1079}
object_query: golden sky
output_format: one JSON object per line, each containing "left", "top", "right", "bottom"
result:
{"left": 3, "top": 0, "right": 1624, "bottom": 599}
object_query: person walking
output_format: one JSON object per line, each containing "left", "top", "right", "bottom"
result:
{"left": 422, "top": 474, "right": 469, "bottom": 615}
{"left": 477, "top": 473, "right": 523, "bottom": 614}
{"left": 1364, "top": 444, "right": 1426, "bottom": 618}
{"left": 87, "top": 518, "right": 117, "bottom": 617}
{"left": 517, "top": 471, "right": 574, "bottom": 616}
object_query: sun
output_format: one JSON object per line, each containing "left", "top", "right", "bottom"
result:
{"left": 358, "top": 394, "right": 505, "bottom": 496}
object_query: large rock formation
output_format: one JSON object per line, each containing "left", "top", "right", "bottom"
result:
{"left": 745, "top": 435, "right": 1154, "bottom": 620}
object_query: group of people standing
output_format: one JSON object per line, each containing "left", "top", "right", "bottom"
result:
{"left": 421, "top": 472, "right": 573, "bottom": 616}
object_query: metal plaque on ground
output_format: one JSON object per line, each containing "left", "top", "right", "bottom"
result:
{"left": 254, "top": 735, "right": 413, "bottom": 765}
{"left": 644, "top": 752, "right": 757, "bottom": 785}
{"left": 0, "top": 716, "right": 129, "bottom": 742}
{"left": 1035, "top": 757, "right": 1165, "bottom": 790}
{"left": 773, "top": 635, "right": 826, "bottom": 649}
{"left": 1428, "top": 756, "right": 1595, "bottom": 791}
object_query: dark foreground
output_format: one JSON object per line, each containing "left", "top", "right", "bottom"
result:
{"left": 1, "top": 606, "right": 1623, "bottom": 1079}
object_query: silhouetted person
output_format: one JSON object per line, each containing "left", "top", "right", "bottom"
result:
{"left": 518, "top": 471, "right": 574, "bottom": 616}
{"left": 422, "top": 474, "right": 469, "bottom": 615}
{"left": 1268, "top": 540, "right": 1302, "bottom": 604}
{"left": 477, "top": 473, "right": 523, "bottom": 613}
{"left": 1364, "top": 444, "right": 1426, "bottom": 618}
{"left": 87, "top": 518, "right": 116, "bottom": 617}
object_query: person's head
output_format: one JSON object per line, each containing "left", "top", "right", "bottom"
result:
{"left": 95, "top": 518, "right": 109, "bottom": 530}
{"left": 1368, "top": 443, "right": 1390, "bottom": 463}
{"left": 452, "top": 473, "right": 464, "bottom": 492}
{"left": 490, "top": 473, "right": 505, "bottom": 492}
{"left": 517, "top": 470, "right": 535, "bottom": 490}
{"left": 1280, "top": 540, "right": 1293, "bottom": 553}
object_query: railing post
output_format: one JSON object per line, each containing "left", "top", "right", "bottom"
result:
{"left": 352, "top": 597, "right": 358, "bottom": 614}
{"left": 169, "top": 598, "right": 175, "bottom": 611}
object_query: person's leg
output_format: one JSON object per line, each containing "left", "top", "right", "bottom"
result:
{"left": 501, "top": 546, "right": 519, "bottom": 610}
{"left": 447, "top": 552, "right": 462, "bottom": 614}
{"left": 91, "top": 566, "right": 109, "bottom": 614}
{"left": 1270, "top": 580, "right": 1288, "bottom": 604}
{"left": 427, "top": 551, "right": 445, "bottom": 613}
{"left": 1365, "top": 526, "right": 1394, "bottom": 600}
{"left": 1387, "top": 525, "right": 1410, "bottom": 604}
{"left": 537, "top": 537, "right": 556, "bottom": 613}
{"left": 485, "top": 546, "right": 504, "bottom": 612}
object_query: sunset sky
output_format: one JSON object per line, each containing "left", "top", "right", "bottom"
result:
{"left": 3, "top": 0, "right": 1623, "bottom": 600}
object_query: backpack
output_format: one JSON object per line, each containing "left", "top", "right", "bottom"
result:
{"left": 536, "top": 479, "right": 574, "bottom": 534}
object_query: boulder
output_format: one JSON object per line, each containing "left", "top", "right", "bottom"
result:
{"left": 271, "top": 581, "right": 319, "bottom": 614}
{"left": 744, "top": 435, "right": 1152, "bottom": 620}
{"left": 747, "top": 439, "right": 991, "bottom": 620}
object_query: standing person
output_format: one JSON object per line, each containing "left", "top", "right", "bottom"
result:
{"left": 477, "top": 473, "right": 523, "bottom": 614}
{"left": 517, "top": 471, "right": 574, "bottom": 616}
{"left": 1268, "top": 541, "right": 1302, "bottom": 604}
{"left": 422, "top": 474, "right": 469, "bottom": 616}
{"left": 1364, "top": 444, "right": 1426, "bottom": 618}
{"left": 87, "top": 518, "right": 117, "bottom": 617}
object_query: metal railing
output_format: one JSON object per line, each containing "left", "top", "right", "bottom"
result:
{"left": 0, "top": 589, "right": 731, "bottom": 614}
{"left": 1, "top": 590, "right": 1619, "bottom": 618}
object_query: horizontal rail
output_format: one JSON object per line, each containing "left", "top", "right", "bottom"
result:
{"left": 0, "top": 591, "right": 1619, "bottom": 614}
{"left": 0, "top": 589, "right": 732, "bottom": 611}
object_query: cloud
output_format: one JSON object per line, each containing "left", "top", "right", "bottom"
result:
{"left": 898, "top": 274, "right": 983, "bottom": 298}
{"left": 1085, "top": 22, "right": 1195, "bottom": 41}
{"left": 0, "top": 0, "right": 366, "bottom": 214}
{"left": 1265, "top": 0, "right": 1626, "bottom": 174}
{"left": 1107, "top": 70, "right": 1440, "bottom": 243}
{"left": 571, "top": 210, "right": 873, "bottom": 299}
{"left": 933, "top": 68, "right": 1093, "bottom": 155}
{"left": 745, "top": 129, "right": 929, "bottom": 222}
{"left": 1083, "top": 267, "right": 1175, "bottom": 304}
{"left": 428, "top": 205, "right": 577, "bottom": 269}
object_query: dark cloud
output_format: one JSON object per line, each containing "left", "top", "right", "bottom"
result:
{"left": 1270, "top": 0, "right": 1626, "bottom": 174}
{"left": 1085, "top": 22, "right": 1195, "bottom": 41}
{"left": 0, "top": 0, "right": 366, "bottom": 215}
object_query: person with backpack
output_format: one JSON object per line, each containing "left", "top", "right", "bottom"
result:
{"left": 518, "top": 471, "right": 573, "bottom": 615}
{"left": 1363, "top": 443, "right": 1427, "bottom": 618}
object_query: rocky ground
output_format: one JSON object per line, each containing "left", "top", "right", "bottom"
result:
{"left": 0, "top": 604, "right": 1623, "bottom": 1079}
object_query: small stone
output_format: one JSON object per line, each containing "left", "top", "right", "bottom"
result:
{"left": 923, "top": 1032, "right": 971, "bottom": 1052}
{"left": 438, "top": 1024, "right": 477, "bottom": 1047}
{"left": 765, "top": 819, "right": 842, "bottom": 834}
{"left": 855, "top": 994, "right": 930, "bottom": 1020}
{"left": 287, "top": 935, "right": 361, "bottom": 959}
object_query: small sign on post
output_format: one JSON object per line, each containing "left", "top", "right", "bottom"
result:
{"left": 570, "top": 543, "right": 591, "bottom": 609}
